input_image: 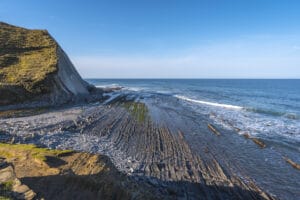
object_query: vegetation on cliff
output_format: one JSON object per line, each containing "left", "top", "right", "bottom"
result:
{"left": 0, "top": 143, "right": 161, "bottom": 200}
{"left": 0, "top": 22, "right": 90, "bottom": 106}
{"left": 0, "top": 22, "right": 58, "bottom": 101}
{"left": 0, "top": 143, "right": 73, "bottom": 162}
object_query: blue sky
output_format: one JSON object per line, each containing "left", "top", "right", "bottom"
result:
{"left": 1, "top": 0, "right": 300, "bottom": 78}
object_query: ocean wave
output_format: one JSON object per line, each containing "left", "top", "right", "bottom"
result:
{"left": 246, "top": 108, "right": 300, "bottom": 120}
{"left": 246, "top": 108, "right": 284, "bottom": 116}
{"left": 174, "top": 95, "right": 243, "bottom": 110}
{"left": 96, "top": 83, "right": 122, "bottom": 88}
{"left": 124, "top": 87, "right": 144, "bottom": 92}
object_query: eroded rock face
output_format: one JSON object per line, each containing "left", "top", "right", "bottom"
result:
{"left": 0, "top": 22, "right": 90, "bottom": 106}
{"left": 0, "top": 144, "right": 165, "bottom": 200}
{"left": 0, "top": 159, "right": 36, "bottom": 200}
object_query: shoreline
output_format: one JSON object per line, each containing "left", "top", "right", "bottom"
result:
{"left": 0, "top": 92, "right": 280, "bottom": 199}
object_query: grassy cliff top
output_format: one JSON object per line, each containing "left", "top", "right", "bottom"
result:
{"left": 0, "top": 143, "right": 158, "bottom": 199}
{"left": 0, "top": 143, "right": 73, "bottom": 162}
{"left": 0, "top": 22, "right": 58, "bottom": 93}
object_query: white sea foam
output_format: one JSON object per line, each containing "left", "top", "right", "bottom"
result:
{"left": 96, "top": 83, "right": 121, "bottom": 88}
{"left": 125, "top": 87, "right": 143, "bottom": 92}
{"left": 174, "top": 95, "right": 243, "bottom": 110}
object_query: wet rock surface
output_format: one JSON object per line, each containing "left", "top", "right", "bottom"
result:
{"left": 0, "top": 94, "right": 277, "bottom": 200}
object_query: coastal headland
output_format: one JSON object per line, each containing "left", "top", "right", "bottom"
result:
{"left": 0, "top": 22, "right": 283, "bottom": 200}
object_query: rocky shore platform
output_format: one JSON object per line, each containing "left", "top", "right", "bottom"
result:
{"left": 0, "top": 91, "right": 277, "bottom": 200}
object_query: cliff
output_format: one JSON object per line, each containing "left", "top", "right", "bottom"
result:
{"left": 0, "top": 143, "right": 162, "bottom": 200}
{"left": 0, "top": 22, "right": 90, "bottom": 106}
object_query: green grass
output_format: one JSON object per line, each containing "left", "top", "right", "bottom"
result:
{"left": 0, "top": 196, "right": 12, "bottom": 200}
{"left": 0, "top": 143, "right": 73, "bottom": 162}
{"left": 0, "top": 181, "right": 14, "bottom": 200}
{"left": 0, "top": 181, "right": 13, "bottom": 191}
{"left": 0, "top": 22, "right": 58, "bottom": 94}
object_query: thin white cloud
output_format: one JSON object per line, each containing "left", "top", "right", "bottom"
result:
{"left": 293, "top": 45, "right": 300, "bottom": 50}
{"left": 72, "top": 35, "right": 300, "bottom": 78}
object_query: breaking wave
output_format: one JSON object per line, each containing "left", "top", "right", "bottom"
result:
{"left": 174, "top": 95, "right": 243, "bottom": 110}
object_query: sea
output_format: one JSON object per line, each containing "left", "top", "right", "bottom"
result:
{"left": 86, "top": 79, "right": 300, "bottom": 199}
{"left": 87, "top": 79, "right": 300, "bottom": 143}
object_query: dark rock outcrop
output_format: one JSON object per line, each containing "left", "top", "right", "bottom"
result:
{"left": 0, "top": 158, "right": 36, "bottom": 200}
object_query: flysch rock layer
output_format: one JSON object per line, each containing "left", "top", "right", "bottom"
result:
{"left": 0, "top": 98, "right": 277, "bottom": 200}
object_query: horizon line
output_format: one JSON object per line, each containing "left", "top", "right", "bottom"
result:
{"left": 84, "top": 78, "right": 300, "bottom": 80}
